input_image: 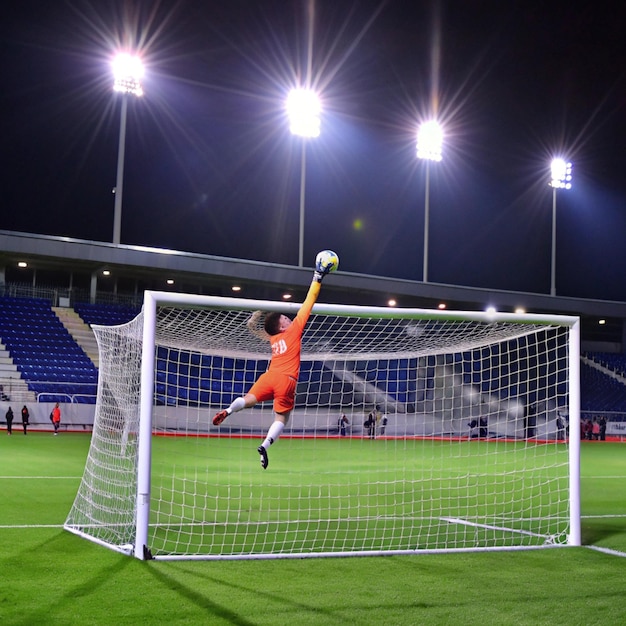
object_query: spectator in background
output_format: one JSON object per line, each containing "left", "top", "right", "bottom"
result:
{"left": 380, "top": 413, "right": 388, "bottom": 436}
{"left": 555, "top": 412, "right": 566, "bottom": 440}
{"left": 52, "top": 402, "right": 61, "bottom": 435}
{"left": 5, "top": 406, "right": 14, "bottom": 435}
{"left": 365, "top": 410, "right": 377, "bottom": 439}
{"left": 338, "top": 413, "right": 349, "bottom": 436}
{"left": 479, "top": 416, "right": 488, "bottom": 438}
{"left": 592, "top": 418, "right": 600, "bottom": 440}
{"left": 598, "top": 415, "right": 607, "bottom": 441}
{"left": 21, "top": 405, "right": 29, "bottom": 435}
{"left": 584, "top": 419, "right": 593, "bottom": 441}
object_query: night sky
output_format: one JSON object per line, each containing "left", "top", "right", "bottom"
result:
{"left": 2, "top": 0, "right": 625, "bottom": 300}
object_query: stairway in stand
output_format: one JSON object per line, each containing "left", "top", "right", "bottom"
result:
{"left": 52, "top": 307, "right": 100, "bottom": 368}
{"left": 0, "top": 340, "right": 35, "bottom": 402}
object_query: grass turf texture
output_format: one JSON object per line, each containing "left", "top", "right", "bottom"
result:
{"left": 1, "top": 433, "right": 625, "bottom": 625}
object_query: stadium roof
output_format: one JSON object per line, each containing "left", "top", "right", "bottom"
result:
{"left": 1, "top": 230, "right": 625, "bottom": 346}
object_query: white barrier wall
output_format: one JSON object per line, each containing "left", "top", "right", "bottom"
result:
{"left": 606, "top": 421, "right": 626, "bottom": 436}
{"left": 0, "top": 401, "right": 96, "bottom": 429}
{"left": 2, "top": 400, "right": 625, "bottom": 439}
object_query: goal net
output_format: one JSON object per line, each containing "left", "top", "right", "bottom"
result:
{"left": 64, "top": 291, "right": 580, "bottom": 560}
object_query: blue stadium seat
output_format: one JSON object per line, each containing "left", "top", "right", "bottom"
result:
{"left": 0, "top": 296, "right": 99, "bottom": 404}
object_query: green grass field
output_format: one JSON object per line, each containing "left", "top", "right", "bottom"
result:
{"left": 2, "top": 432, "right": 626, "bottom": 625}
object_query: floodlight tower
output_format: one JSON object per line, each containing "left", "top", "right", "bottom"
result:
{"left": 287, "top": 88, "right": 321, "bottom": 267}
{"left": 112, "top": 53, "right": 144, "bottom": 245}
{"left": 416, "top": 121, "right": 443, "bottom": 283}
{"left": 549, "top": 158, "right": 573, "bottom": 296}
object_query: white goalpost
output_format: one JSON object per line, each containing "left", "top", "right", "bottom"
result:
{"left": 64, "top": 290, "right": 581, "bottom": 560}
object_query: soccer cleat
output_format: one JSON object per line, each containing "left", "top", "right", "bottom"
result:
{"left": 212, "top": 410, "right": 228, "bottom": 426}
{"left": 257, "top": 445, "right": 268, "bottom": 469}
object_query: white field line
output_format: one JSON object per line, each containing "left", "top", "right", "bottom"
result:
{"left": 0, "top": 476, "right": 81, "bottom": 479}
{"left": 441, "top": 517, "right": 547, "bottom": 539}
{"left": 586, "top": 545, "right": 626, "bottom": 558}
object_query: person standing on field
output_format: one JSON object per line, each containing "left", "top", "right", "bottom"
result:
{"left": 555, "top": 413, "right": 566, "bottom": 440}
{"left": 21, "top": 405, "right": 29, "bottom": 435}
{"left": 380, "top": 413, "right": 388, "bottom": 436}
{"left": 212, "top": 254, "right": 337, "bottom": 469}
{"left": 592, "top": 418, "right": 600, "bottom": 440}
{"left": 5, "top": 406, "right": 14, "bottom": 435}
{"left": 52, "top": 402, "right": 61, "bottom": 435}
{"left": 338, "top": 413, "right": 349, "bottom": 436}
{"left": 365, "top": 409, "right": 377, "bottom": 439}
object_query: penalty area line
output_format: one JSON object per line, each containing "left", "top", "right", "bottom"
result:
{"left": 0, "top": 476, "right": 82, "bottom": 480}
{"left": 0, "top": 523, "right": 65, "bottom": 529}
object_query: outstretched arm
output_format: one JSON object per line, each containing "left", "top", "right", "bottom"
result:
{"left": 296, "top": 254, "right": 335, "bottom": 322}
{"left": 247, "top": 310, "right": 271, "bottom": 341}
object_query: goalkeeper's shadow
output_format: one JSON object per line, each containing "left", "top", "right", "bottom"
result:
{"left": 13, "top": 531, "right": 135, "bottom": 624}
{"left": 582, "top": 521, "right": 626, "bottom": 545}
{"left": 149, "top": 562, "right": 339, "bottom": 624}
{"left": 144, "top": 563, "right": 259, "bottom": 625}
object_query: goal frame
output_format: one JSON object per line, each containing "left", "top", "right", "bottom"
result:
{"left": 132, "top": 290, "right": 581, "bottom": 560}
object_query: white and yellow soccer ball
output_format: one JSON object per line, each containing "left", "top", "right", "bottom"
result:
{"left": 315, "top": 249, "right": 339, "bottom": 274}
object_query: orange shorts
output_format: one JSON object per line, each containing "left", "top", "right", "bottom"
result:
{"left": 248, "top": 371, "right": 297, "bottom": 414}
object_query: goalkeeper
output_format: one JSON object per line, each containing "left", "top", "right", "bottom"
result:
{"left": 212, "top": 255, "right": 336, "bottom": 469}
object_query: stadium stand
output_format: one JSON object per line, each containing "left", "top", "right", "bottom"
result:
{"left": 73, "top": 302, "right": 140, "bottom": 327}
{"left": 2, "top": 295, "right": 626, "bottom": 425}
{"left": 0, "top": 297, "right": 98, "bottom": 404}
{"left": 581, "top": 352, "right": 626, "bottom": 412}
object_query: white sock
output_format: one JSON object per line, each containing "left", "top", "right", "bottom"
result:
{"left": 227, "top": 397, "right": 246, "bottom": 414}
{"left": 262, "top": 421, "right": 284, "bottom": 448}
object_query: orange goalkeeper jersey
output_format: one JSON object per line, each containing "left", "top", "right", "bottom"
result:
{"left": 267, "top": 280, "right": 320, "bottom": 379}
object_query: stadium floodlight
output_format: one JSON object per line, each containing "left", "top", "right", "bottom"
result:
{"left": 287, "top": 88, "right": 321, "bottom": 267}
{"left": 65, "top": 290, "right": 581, "bottom": 560}
{"left": 416, "top": 121, "right": 443, "bottom": 283}
{"left": 549, "top": 158, "right": 573, "bottom": 296}
{"left": 550, "top": 158, "right": 572, "bottom": 190}
{"left": 112, "top": 53, "right": 144, "bottom": 245}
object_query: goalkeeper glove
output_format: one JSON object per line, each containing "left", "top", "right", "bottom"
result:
{"left": 313, "top": 259, "right": 334, "bottom": 283}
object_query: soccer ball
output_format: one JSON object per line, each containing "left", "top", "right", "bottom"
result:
{"left": 315, "top": 249, "right": 339, "bottom": 273}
